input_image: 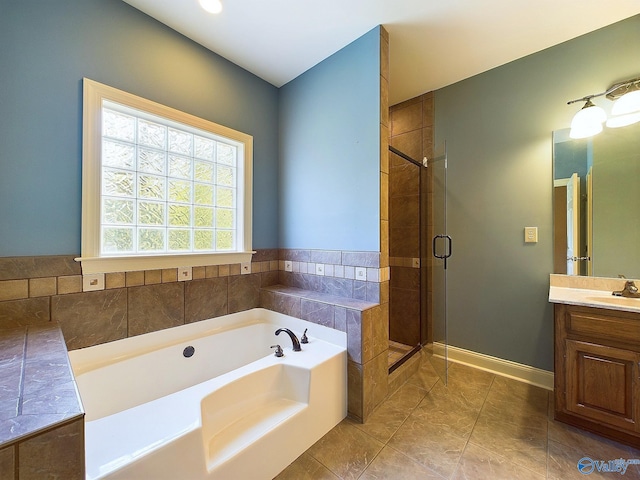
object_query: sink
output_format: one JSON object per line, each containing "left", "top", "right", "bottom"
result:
{"left": 585, "top": 296, "right": 640, "bottom": 308}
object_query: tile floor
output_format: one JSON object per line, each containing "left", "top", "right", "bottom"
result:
{"left": 276, "top": 357, "right": 640, "bottom": 479}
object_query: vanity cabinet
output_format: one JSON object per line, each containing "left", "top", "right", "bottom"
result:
{"left": 555, "top": 303, "right": 640, "bottom": 447}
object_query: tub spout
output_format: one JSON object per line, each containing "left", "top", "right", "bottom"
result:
{"left": 275, "top": 328, "right": 301, "bottom": 351}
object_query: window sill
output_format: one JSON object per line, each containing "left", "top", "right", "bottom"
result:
{"left": 75, "top": 252, "right": 255, "bottom": 275}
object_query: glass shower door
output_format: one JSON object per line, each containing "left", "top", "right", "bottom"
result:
{"left": 429, "top": 142, "right": 449, "bottom": 385}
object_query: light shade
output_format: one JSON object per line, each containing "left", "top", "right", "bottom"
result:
{"left": 606, "top": 90, "right": 640, "bottom": 128}
{"left": 569, "top": 99, "right": 606, "bottom": 139}
{"left": 199, "top": 0, "right": 222, "bottom": 14}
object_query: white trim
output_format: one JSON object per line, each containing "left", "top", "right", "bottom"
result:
{"left": 80, "top": 78, "right": 253, "bottom": 274}
{"left": 432, "top": 343, "right": 554, "bottom": 391}
{"left": 75, "top": 251, "right": 255, "bottom": 275}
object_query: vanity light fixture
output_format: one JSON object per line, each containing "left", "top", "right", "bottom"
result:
{"left": 199, "top": 0, "right": 222, "bottom": 14}
{"left": 569, "top": 98, "right": 606, "bottom": 139}
{"left": 567, "top": 76, "right": 640, "bottom": 139}
{"left": 606, "top": 89, "right": 640, "bottom": 128}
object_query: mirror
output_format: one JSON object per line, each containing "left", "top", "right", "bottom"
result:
{"left": 553, "top": 122, "right": 640, "bottom": 277}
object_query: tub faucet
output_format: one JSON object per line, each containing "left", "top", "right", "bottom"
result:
{"left": 275, "top": 328, "right": 301, "bottom": 351}
{"left": 612, "top": 280, "right": 640, "bottom": 298}
{"left": 270, "top": 345, "right": 284, "bottom": 357}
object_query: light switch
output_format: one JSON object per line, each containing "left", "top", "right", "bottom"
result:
{"left": 524, "top": 227, "right": 538, "bottom": 243}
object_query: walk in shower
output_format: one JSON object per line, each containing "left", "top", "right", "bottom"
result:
{"left": 388, "top": 145, "right": 426, "bottom": 370}
{"left": 388, "top": 94, "right": 449, "bottom": 384}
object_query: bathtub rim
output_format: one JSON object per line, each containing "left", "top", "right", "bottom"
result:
{"left": 69, "top": 308, "right": 346, "bottom": 375}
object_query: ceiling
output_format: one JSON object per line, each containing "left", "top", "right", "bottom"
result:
{"left": 123, "top": 0, "right": 640, "bottom": 105}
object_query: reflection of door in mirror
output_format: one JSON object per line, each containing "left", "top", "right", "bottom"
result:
{"left": 553, "top": 182, "right": 568, "bottom": 274}
{"left": 586, "top": 167, "right": 593, "bottom": 276}
{"left": 554, "top": 175, "right": 580, "bottom": 274}
{"left": 566, "top": 173, "right": 580, "bottom": 275}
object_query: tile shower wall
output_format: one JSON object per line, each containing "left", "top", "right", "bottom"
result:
{"left": 389, "top": 92, "right": 434, "bottom": 347}
{"left": 388, "top": 149, "right": 421, "bottom": 346}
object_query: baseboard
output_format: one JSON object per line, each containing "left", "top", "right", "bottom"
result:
{"left": 432, "top": 343, "right": 554, "bottom": 391}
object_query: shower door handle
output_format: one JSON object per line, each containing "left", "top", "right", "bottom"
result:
{"left": 433, "top": 235, "right": 452, "bottom": 269}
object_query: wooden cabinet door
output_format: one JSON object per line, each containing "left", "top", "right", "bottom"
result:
{"left": 565, "top": 339, "right": 640, "bottom": 432}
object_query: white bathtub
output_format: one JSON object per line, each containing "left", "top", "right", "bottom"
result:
{"left": 69, "top": 308, "right": 347, "bottom": 480}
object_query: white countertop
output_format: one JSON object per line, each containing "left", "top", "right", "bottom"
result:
{"left": 549, "top": 286, "right": 640, "bottom": 314}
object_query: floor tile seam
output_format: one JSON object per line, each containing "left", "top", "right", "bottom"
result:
{"left": 546, "top": 438, "right": 584, "bottom": 480}
{"left": 484, "top": 387, "right": 551, "bottom": 406}
{"left": 384, "top": 385, "right": 430, "bottom": 416}
{"left": 356, "top": 384, "right": 429, "bottom": 435}
{"left": 380, "top": 443, "right": 449, "bottom": 480}
{"left": 464, "top": 374, "right": 495, "bottom": 447}
{"left": 318, "top": 421, "right": 387, "bottom": 479}
{"left": 547, "top": 419, "right": 576, "bottom": 450}
{"left": 383, "top": 383, "right": 435, "bottom": 447}
{"left": 353, "top": 445, "right": 387, "bottom": 480}
{"left": 407, "top": 380, "right": 440, "bottom": 394}
{"left": 384, "top": 437, "right": 462, "bottom": 480}
{"left": 448, "top": 436, "right": 471, "bottom": 480}
{"left": 348, "top": 417, "right": 400, "bottom": 446}
{"left": 474, "top": 413, "right": 551, "bottom": 434}
{"left": 480, "top": 402, "right": 550, "bottom": 423}
{"left": 305, "top": 450, "right": 347, "bottom": 480}
{"left": 545, "top": 430, "right": 552, "bottom": 480}
{"left": 466, "top": 437, "right": 549, "bottom": 477}
{"left": 465, "top": 439, "right": 549, "bottom": 479}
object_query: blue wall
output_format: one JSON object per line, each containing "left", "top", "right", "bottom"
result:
{"left": 435, "top": 15, "right": 640, "bottom": 371}
{"left": 278, "top": 27, "right": 380, "bottom": 251}
{"left": 0, "top": 0, "right": 279, "bottom": 256}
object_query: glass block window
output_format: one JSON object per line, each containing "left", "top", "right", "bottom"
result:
{"left": 100, "top": 101, "right": 239, "bottom": 255}
{"left": 80, "top": 78, "right": 252, "bottom": 274}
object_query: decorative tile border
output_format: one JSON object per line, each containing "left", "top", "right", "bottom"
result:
{"left": 0, "top": 261, "right": 280, "bottom": 301}
{"left": 279, "top": 260, "right": 389, "bottom": 283}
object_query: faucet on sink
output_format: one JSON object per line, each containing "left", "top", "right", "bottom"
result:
{"left": 613, "top": 276, "right": 640, "bottom": 298}
{"left": 275, "top": 328, "right": 302, "bottom": 351}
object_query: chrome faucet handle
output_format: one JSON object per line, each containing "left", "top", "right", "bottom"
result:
{"left": 270, "top": 345, "right": 284, "bottom": 357}
{"left": 627, "top": 281, "right": 638, "bottom": 294}
{"left": 301, "top": 328, "right": 309, "bottom": 344}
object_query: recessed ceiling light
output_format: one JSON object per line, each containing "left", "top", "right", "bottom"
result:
{"left": 199, "top": 0, "right": 222, "bottom": 14}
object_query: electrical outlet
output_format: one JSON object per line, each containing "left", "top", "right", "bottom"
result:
{"left": 524, "top": 226, "right": 538, "bottom": 243}
{"left": 241, "top": 262, "right": 251, "bottom": 274}
{"left": 83, "top": 273, "right": 105, "bottom": 292}
{"left": 177, "top": 266, "right": 192, "bottom": 281}
{"left": 315, "top": 263, "right": 325, "bottom": 276}
{"left": 355, "top": 267, "right": 367, "bottom": 281}
{"left": 284, "top": 261, "right": 293, "bottom": 272}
